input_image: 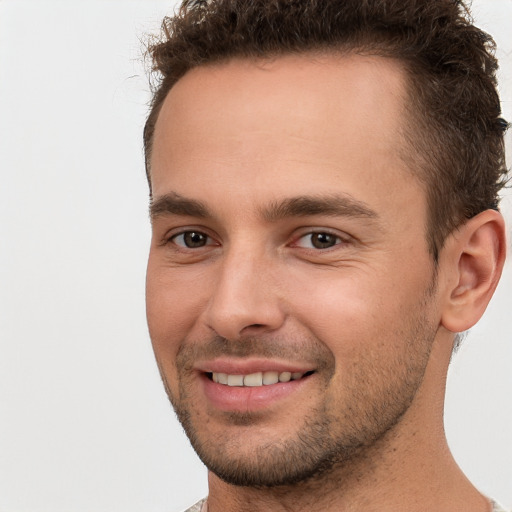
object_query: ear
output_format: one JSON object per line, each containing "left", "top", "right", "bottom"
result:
{"left": 440, "top": 209, "right": 507, "bottom": 333}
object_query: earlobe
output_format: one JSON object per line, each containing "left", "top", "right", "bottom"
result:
{"left": 440, "top": 209, "right": 506, "bottom": 333}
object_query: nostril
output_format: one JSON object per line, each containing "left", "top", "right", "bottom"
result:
{"left": 239, "top": 323, "right": 268, "bottom": 335}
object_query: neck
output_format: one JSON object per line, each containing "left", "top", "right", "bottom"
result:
{"left": 206, "top": 332, "right": 490, "bottom": 512}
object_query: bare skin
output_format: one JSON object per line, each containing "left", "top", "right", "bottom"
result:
{"left": 146, "top": 54, "right": 506, "bottom": 512}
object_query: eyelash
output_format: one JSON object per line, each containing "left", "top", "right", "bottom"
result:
{"left": 292, "top": 231, "right": 347, "bottom": 250}
{"left": 169, "top": 230, "right": 217, "bottom": 249}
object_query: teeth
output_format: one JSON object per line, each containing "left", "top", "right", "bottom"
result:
{"left": 262, "top": 371, "right": 279, "bottom": 385}
{"left": 279, "top": 371, "right": 291, "bottom": 382}
{"left": 244, "top": 372, "right": 263, "bottom": 387}
{"left": 227, "top": 375, "right": 244, "bottom": 386}
{"left": 211, "top": 371, "right": 307, "bottom": 387}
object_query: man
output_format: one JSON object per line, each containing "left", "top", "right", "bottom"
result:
{"left": 144, "top": 0, "right": 509, "bottom": 511}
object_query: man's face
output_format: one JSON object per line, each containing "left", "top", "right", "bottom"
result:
{"left": 146, "top": 54, "right": 442, "bottom": 487}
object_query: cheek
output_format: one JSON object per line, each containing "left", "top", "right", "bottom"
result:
{"left": 145, "top": 267, "right": 205, "bottom": 396}
{"left": 145, "top": 257, "right": 212, "bottom": 356}
{"left": 286, "top": 264, "right": 429, "bottom": 355}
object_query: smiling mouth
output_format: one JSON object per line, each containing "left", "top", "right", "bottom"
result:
{"left": 207, "top": 370, "right": 315, "bottom": 387}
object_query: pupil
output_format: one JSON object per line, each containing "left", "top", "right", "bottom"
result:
{"left": 184, "top": 231, "right": 206, "bottom": 248}
{"left": 312, "top": 233, "right": 336, "bottom": 249}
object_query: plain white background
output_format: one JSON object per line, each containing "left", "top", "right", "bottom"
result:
{"left": 0, "top": 1, "right": 510, "bottom": 511}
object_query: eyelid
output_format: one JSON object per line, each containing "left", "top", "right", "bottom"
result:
{"left": 161, "top": 226, "right": 219, "bottom": 248}
{"left": 172, "top": 232, "right": 215, "bottom": 248}
{"left": 290, "top": 228, "right": 352, "bottom": 250}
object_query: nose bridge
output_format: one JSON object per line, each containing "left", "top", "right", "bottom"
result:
{"left": 205, "top": 238, "right": 284, "bottom": 339}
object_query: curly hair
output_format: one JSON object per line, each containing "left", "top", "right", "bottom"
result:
{"left": 144, "top": 0, "right": 509, "bottom": 259}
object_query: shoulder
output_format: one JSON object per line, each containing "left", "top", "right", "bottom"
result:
{"left": 181, "top": 498, "right": 207, "bottom": 512}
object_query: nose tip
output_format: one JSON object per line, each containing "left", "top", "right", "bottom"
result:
{"left": 206, "top": 286, "right": 285, "bottom": 340}
{"left": 204, "top": 254, "right": 285, "bottom": 340}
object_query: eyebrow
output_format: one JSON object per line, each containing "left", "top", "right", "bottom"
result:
{"left": 150, "top": 192, "right": 379, "bottom": 223}
{"left": 261, "top": 194, "right": 379, "bottom": 222}
{"left": 150, "top": 192, "right": 211, "bottom": 221}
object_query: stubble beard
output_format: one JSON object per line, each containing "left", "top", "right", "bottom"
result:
{"left": 162, "top": 291, "right": 438, "bottom": 489}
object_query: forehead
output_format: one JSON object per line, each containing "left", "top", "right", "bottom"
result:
{"left": 151, "top": 53, "right": 423, "bottom": 220}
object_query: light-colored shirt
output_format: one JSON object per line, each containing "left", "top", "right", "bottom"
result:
{"left": 182, "top": 498, "right": 206, "bottom": 512}
{"left": 182, "top": 498, "right": 509, "bottom": 512}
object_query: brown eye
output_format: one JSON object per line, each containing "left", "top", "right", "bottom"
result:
{"left": 310, "top": 233, "right": 338, "bottom": 249}
{"left": 172, "top": 231, "right": 210, "bottom": 248}
{"left": 295, "top": 232, "right": 342, "bottom": 249}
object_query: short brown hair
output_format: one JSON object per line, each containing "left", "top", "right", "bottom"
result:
{"left": 144, "top": 0, "right": 509, "bottom": 259}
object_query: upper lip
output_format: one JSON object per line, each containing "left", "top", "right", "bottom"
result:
{"left": 195, "top": 358, "right": 315, "bottom": 375}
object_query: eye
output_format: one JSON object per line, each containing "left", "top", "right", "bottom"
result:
{"left": 295, "top": 232, "right": 343, "bottom": 250}
{"left": 171, "top": 231, "right": 213, "bottom": 248}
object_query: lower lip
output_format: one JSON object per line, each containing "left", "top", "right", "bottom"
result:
{"left": 201, "top": 373, "right": 312, "bottom": 412}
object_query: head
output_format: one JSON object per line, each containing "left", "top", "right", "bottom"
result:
{"left": 144, "top": 0, "right": 509, "bottom": 260}
{"left": 144, "top": 0, "right": 507, "bottom": 493}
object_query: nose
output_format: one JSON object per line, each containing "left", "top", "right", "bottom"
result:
{"left": 204, "top": 245, "right": 286, "bottom": 340}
